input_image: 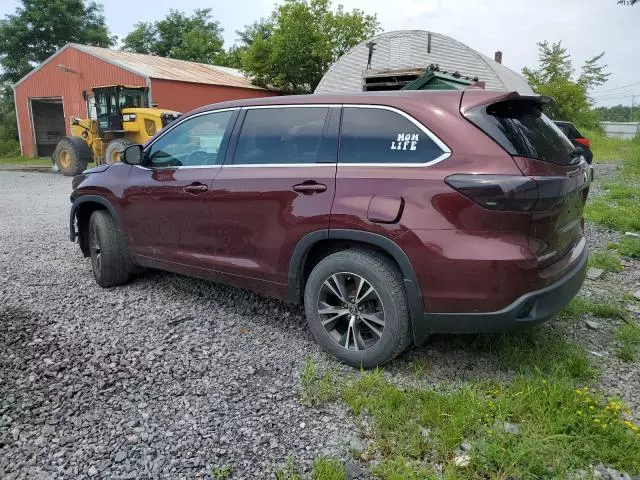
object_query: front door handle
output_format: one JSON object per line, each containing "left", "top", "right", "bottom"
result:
{"left": 293, "top": 182, "right": 327, "bottom": 195}
{"left": 183, "top": 183, "right": 208, "bottom": 194}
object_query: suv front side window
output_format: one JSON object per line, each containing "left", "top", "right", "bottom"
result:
{"left": 147, "top": 110, "right": 235, "bottom": 168}
{"left": 339, "top": 107, "right": 446, "bottom": 165}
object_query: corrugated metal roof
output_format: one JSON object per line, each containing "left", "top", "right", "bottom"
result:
{"left": 315, "top": 30, "right": 533, "bottom": 95}
{"left": 74, "top": 44, "right": 264, "bottom": 90}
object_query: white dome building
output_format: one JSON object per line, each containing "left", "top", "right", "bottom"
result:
{"left": 315, "top": 30, "right": 533, "bottom": 95}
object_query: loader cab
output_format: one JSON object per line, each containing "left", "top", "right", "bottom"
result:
{"left": 90, "top": 85, "right": 149, "bottom": 135}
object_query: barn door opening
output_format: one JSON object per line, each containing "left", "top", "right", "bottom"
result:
{"left": 30, "top": 98, "right": 65, "bottom": 157}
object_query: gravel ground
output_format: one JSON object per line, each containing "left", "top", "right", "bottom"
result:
{"left": 1, "top": 169, "right": 638, "bottom": 479}
{"left": 0, "top": 171, "right": 357, "bottom": 479}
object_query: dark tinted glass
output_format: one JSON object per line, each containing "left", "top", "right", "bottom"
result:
{"left": 339, "top": 107, "right": 444, "bottom": 164}
{"left": 468, "top": 101, "right": 576, "bottom": 165}
{"left": 555, "top": 122, "right": 582, "bottom": 139}
{"left": 148, "top": 110, "right": 233, "bottom": 167}
{"left": 233, "top": 107, "right": 329, "bottom": 165}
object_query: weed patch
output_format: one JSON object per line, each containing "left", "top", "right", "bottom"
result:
{"left": 619, "top": 236, "right": 640, "bottom": 258}
{"left": 299, "top": 357, "right": 341, "bottom": 406}
{"left": 615, "top": 322, "right": 640, "bottom": 362}
{"left": 343, "top": 371, "right": 640, "bottom": 478}
{"left": 588, "top": 251, "right": 622, "bottom": 272}
{"left": 561, "top": 297, "right": 626, "bottom": 320}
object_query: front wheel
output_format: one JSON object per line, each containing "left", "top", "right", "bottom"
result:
{"left": 88, "top": 210, "right": 131, "bottom": 288}
{"left": 304, "top": 249, "right": 412, "bottom": 368}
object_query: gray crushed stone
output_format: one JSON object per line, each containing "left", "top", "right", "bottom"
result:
{"left": 1, "top": 169, "right": 639, "bottom": 479}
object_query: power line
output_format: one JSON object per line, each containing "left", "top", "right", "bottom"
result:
{"left": 591, "top": 81, "right": 640, "bottom": 94}
{"left": 592, "top": 92, "right": 640, "bottom": 100}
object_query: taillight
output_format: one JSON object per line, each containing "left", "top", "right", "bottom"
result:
{"left": 445, "top": 174, "right": 571, "bottom": 212}
{"left": 575, "top": 137, "right": 591, "bottom": 149}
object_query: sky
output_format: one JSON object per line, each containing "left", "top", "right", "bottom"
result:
{"left": 2, "top": 0, "right": 639, "bottom": 107}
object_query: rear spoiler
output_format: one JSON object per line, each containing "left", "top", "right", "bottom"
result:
{"left": 460, "top": 90, "right": 553, "bottom": 114}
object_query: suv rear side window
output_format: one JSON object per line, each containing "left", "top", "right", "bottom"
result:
{"left": 466, "top": 100, "right": 576, "bottom": 165}
{"left": 232, "top": 107, "right": 329, "bottom": 165}
{"left": 339, "top": 107, "right": 445, "bottom": 164}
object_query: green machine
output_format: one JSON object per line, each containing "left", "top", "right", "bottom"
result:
{"left": 362, "top": 64, "right": 483, "bottom": 92}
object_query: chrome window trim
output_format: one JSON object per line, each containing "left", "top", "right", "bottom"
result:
{"left": 141, "top": 107, "right": 239, "bottom": 169}
{"left": 221, "top": 103, "right": 451, "bottom": 168}
{"left": 139, "top": 103, "right": 451, "bottom": 169}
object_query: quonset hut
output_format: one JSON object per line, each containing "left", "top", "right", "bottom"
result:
{"left": 315, "top": 30, "right": 533, "bottom": 95}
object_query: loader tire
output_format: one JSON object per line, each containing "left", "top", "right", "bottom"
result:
{"left": 53, "top": 136, "right": 92, "bottom": 176}
{"left": 105, "top": 138, "right": 135, "bottom": 165}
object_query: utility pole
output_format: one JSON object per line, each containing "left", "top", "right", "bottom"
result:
{"left": 631, "top": 95, "right": 636, "bottom": 122}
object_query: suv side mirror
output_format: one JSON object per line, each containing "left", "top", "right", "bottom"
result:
{"left": 121, "top": 144, "right": 144, "bottom": 165}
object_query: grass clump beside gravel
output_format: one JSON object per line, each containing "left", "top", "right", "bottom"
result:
{"left": 300, "top": 356, "right": 341, "bottom": 406}
{"left": 343, "top": 370, "right": 640, "bottom": 479}
{"left": 614, "top": 322, "right": 640, "bottom": 362}
{"left": 561, "top": 297, "right": 626, "bottom": 321}
{"left": 0, "top": 155, "right": 52, "bottom": 166}
{"left": 275, "top": 456, "right": 347, "bottom": 480}
{"left": 619, "top": 236, "right": 640, "bottom": 258}
{"left": 584, "top": 133, "right": 640, "bottom": 233}
{"left": 588, "top": 250, "right": 622, "bottom": 272}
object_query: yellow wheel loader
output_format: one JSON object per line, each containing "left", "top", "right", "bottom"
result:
{"left": 53, "top": 85, "right": 181, "bottom": 176}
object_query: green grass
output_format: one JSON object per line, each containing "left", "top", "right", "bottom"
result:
{"left": 583, "top": 133, "right": 640, "bottom": 233}
{"left": 615, "top": 322, "right": 640, "bottom": 362}
{"left": 561, "top": 297, "right": 626, "bottom": 320}
{"left": 274, "top": 457, "right": 347, "bottom": 480}
{"left": 299, "top": 357, "right": 341, "bottom": 406}
{"left": 372, "top": 457, "right": 438, "bottom": 480}
{"left": 619, "top": 236, "right": 640, "bottom": 258}
{"left": 469, "top": 329, "right": 595, "bottom": 381}
{"left": 312, "top": 457, "right": 346, "bottom": 480}
{"left": 275, "top": 457, "right": 301, "bottom": 480}
{"left": 588, "top": 251, "right": 622, "bottom": 272}
{"left": 0, "top": 155, "right": 53, "bottom": 166}
{"left": 342, "top": 370, "right": 640, "bottom": 478}
{"left": 210, "top": 465, "right": 232, "bottom": 479}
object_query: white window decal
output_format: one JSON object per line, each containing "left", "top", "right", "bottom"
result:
{"left": 390, "top": 133, "right": 419, "bottom": 151}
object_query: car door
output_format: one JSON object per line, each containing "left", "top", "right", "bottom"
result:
{"left": 205, "top": 105, "right": 339, "bottom": 292}
{"left": 121, "top": 108, "right": 239, "bottom": 267}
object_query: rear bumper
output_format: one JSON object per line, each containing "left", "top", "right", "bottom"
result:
{"left": 418, "top": 243, "right": 587, "bottom": 338}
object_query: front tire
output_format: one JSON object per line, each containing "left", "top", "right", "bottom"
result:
{"left": 304, "top": 249, "right": 411, "bottom": 368}
{"left": 53, "top": 136, "right": 92, "bottom": 176}
{"left": 88, "top": 210, "right": 131, "bottom": 288}
{"left": 105, "top": 139, "right": 134, "bottom": 165}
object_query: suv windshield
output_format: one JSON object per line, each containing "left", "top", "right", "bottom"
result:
{"left": 466, "top": 99, "right": 576, "bottom": 165}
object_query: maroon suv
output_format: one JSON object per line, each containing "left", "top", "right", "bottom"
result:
{"left": 70, "top": 90, "right": 590, "bottom": 367}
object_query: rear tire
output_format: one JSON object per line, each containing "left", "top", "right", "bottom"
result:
{"left": 88, "top": 210, "right": 131, "bottom": 288}
{"left": 53, "top": 136, "right": 92, "bottom": 176}
{"left": 304, "top": 249, "right": 412, "bottom": 368}
{"left": 105, "top": 139, "right": 134, "bottom": 165}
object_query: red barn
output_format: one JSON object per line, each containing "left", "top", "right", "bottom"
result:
{"left": 13, "top": 43, "right": 279, "bottom": 157}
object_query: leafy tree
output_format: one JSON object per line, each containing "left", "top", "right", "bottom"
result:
{"left": 0, "top": 0, "right": 114, "bottom": 156}
{"left": 594, "top": 105, "right": 640, "bottom": 122}
{"left": 523, "top": 41, "right": 609, "bottom": 128}
{"left": 238, "top": 0, "right": 380, "bottom": 93}
{"left": 0, "top": 0, "right": 114, "bottom": 84}
{"left": 122, "top": 9, "right": 226, "bottom": 65}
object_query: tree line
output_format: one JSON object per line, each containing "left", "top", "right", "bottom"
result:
{"left": 0, "top": 0, "right": 624, "bottom": 157}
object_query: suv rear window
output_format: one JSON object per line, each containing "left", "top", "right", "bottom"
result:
{"left": 466, "top": 100, "right": 576, "bottom": 165}
{"left": 339, "top": 107, "right": 445, "bottom": 164}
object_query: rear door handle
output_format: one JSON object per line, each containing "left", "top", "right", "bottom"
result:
{"left": 293, "top": 182, "right": 327, "bottom": 194}
{"left": 183, "top": 183, "right": 208, "bottom": 194}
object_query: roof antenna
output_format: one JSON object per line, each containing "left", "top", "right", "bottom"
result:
{"left": 366, "top": 41, "right": 376, "bottom": 70}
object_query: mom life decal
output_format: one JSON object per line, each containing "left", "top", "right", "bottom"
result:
{"left": 391, "top": 133, "right": 419, "bottom": 151}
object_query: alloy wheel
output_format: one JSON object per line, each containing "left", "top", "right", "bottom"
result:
{"left": 317, "top": 272, "right": 385, "bottom": 351}
{"left": 90, "top": 221, "right": 102, "bottom": 275}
